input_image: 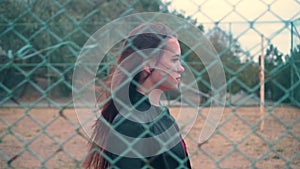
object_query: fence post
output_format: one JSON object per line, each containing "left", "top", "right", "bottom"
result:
{"left": 259, "top": 34, "right": 265, "bottom": 132}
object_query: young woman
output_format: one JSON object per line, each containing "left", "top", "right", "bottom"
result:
{"left": 82, "top": 22, "right": 192, "bottom": 169}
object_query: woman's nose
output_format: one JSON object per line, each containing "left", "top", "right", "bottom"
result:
{"left": 178, "top": 64, "right": 185, "bottom": 74}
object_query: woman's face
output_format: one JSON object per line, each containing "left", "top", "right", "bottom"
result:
{"left": 150, "top": 37, "right": 185, "bottom": 90}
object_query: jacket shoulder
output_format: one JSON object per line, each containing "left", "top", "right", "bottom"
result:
{"left": 112, "top": 114, "right": 146, "bottom": 138}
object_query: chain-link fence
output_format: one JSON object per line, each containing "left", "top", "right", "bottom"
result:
{"left": 0, "top": 0, "right": 299, "bottom": 168}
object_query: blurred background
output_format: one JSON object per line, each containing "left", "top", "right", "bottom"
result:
{"left": 0, "top": 0, "right": 299, "bottom": 168}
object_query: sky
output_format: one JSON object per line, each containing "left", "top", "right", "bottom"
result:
{"left": 162, "top": 0, "right": 300, "bottom": 60}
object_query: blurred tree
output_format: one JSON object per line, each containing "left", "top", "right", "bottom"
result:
{"left": 0, "top": 0, "right": 162, "bottom": 97}
{"left": 264, "top": 44, "right": 290, "bottom": 102}
{"left": 169, "top": 10, "right": 204, "bottom": 32}
{"left": 206, "top": 27, "right": 245, "bottom": 94}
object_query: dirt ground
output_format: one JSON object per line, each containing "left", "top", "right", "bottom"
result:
{"left": 0, "top": 106, "right": 299, "bottom": 169}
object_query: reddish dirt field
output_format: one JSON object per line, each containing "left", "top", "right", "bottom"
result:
{"left": 0, "top": 106, "right": 299, "bottom": 169}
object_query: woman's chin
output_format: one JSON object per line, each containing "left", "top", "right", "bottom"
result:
{"left": 164, "top": 84, "right": 180, "bottom": 91}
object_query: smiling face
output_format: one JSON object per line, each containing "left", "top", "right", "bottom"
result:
{"left": 147, "top": 37, "right": 185, "bottom": 91}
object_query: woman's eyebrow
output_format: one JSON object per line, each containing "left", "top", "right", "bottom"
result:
{"left": 172, "top": 54, "right": 180, "bottom": 58}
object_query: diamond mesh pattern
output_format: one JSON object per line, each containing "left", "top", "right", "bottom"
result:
{"left": 0, "top": 0, "right": 299, "bottom": 168}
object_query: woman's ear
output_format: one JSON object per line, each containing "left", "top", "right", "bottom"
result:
{"left": 143, "top": 59, "right": 156, "bottom": 74}
{"left": 143, "top": 65, "right": 152, "bottom": 74}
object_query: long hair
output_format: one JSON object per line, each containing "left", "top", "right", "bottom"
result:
{"left": 82, "top": 22, "right": 176, "bottom": 169}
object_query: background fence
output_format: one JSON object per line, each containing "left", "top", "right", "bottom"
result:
{"left": 0, "top": 0, "right": 300, "bottom": 168}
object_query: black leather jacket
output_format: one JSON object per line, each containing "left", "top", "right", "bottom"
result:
{"left": 106, "top": 91, "right": 192, "bottom": 169}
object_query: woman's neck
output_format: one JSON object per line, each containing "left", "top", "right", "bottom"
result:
{"left": 136, "top": 88, "right": 163, "bottom": 107}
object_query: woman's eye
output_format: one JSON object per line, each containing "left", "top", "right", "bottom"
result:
{"left": 172, "top": 58, "right": 179, "bottom": 62}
